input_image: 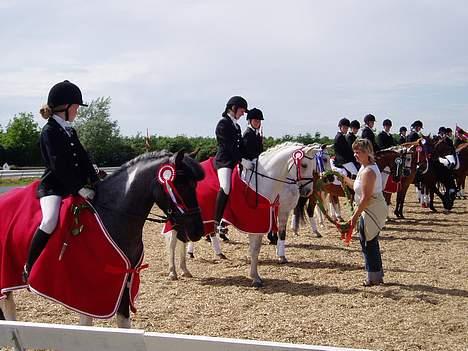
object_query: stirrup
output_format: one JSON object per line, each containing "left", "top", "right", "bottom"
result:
{"left": 216, "top": 224, "right": 228, "bottom": 235}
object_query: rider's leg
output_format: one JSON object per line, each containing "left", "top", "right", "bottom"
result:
{"left": 212, "top": 167, "right": 232, "bottom": 256}
{"left": 24, "top": 195, "right": 61, "bottom": 281}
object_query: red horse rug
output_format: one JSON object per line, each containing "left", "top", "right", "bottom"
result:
{"left": 0, "top": 181, "right": 144, "bottom": 318}
{"left": 163, "top": 158, "right": 278, "bottom": 235}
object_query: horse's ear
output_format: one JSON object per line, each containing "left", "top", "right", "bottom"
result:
{"left": 173, "top": 148, "right": 186, "bottom": 166}
{"left": 189, "top": 147, "right": 200, "bottom": 159}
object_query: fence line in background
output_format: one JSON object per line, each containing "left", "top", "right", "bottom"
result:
{"left": 0, "top": 321, "right": 370, "bottom": 351}
{"left": 0, "top": 167, "right": 119, "bottom": 179}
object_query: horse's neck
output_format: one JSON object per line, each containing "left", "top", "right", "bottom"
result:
{"left": 243, "top": 147, "right": 297, "bottom": 201}
{"left": 93, "top": 163, "right": 155, "bottom": 265}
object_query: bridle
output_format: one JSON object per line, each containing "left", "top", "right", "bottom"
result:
{"left": 150, "top": 164, "right": 201, "bottom": 226}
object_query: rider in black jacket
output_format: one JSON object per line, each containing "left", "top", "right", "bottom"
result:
{"left": 376, "top": 119, "right": 396, "bottom": 150}
{"left": 406, "top": 120, "right": 423, "bottom": 142}
{"left": 361, "top": 114, "right": 379, "bottom": 152}
{"left": 242, "top": 108, "right": 264, "bottom": 162}
{"left": 398, "top": 126, "right": 407, "bottom": 145}
{"left": 346, "top": 120, "right": 360, "bottom": 149}
{"left": 334, "top": 118, "right": 358, "bottom": 177}
{"left": 212, "top": 96, "right": 248, "bottom": 251}
{"left": 23, "top": 80, "right": 99, "bottom": 282}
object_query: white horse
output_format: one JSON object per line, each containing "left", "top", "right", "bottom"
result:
{"left": 166, "top": 142, "right": 328, "bottom": 286}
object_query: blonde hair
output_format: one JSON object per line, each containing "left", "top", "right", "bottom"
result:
{"left": 352, "top": 138, "right": 375, "bottom": 163}
{"left": 39, "top": 104, "right": 68, "bottom": 119}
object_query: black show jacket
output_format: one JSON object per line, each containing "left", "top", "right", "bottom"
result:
{"left": 361, "top": 126, "right": 379, "bottom": 151}
{"left": 242, "top": 127, "right": 263, "bottom": 161}
{"left": 376, "top": 131, "right": 396, "bottom": 150}
{"left": 37, "top": 118, "right": 99, "bottom": 198}
{"left": 214, "top": 116, "right": 243, "bottom": 169}
{"left": 334, "top": 132, "right": 355, "bottom": 166}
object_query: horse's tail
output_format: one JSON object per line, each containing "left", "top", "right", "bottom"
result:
{"left": 294, "top": 196, "right": 309, "bottom": 227}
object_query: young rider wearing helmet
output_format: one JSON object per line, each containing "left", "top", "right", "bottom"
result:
{"left": 333, "top": 118, "right": 359, "bottom": 177}
{"left": 398, "top": 126, "right": 407, "bottom": 145}
{"left": 23, "top": 80, "right": 99, "bottom": 282}
{"left": 346, "top": 120, "right": 360, "bottom": 149}
{"left": 376, "top": 119, "right": 396, "bottom": 150}
{"left": 406, "top": 120, "right": 423, "bottom": 142}
{"left": 212, "top": 96, "right": 248, "bottom": 253}
{"left": 361, "top": 114, "right": 379, "bottom": 152}
{"left": 242, "top": 108, "right": 264, "bottom": 162}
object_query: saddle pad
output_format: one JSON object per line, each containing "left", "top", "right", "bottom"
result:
{"left": 0, "top": 181, "right": 143, "bottom": 318}
{"left": 163, "top": 158, "right": 278, "bottom": 235}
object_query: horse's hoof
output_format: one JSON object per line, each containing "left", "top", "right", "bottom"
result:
{"left": 217, "top": 253, "right": 228, "bottom": 260}
{"left": 205, "top": 235, "right": 212, "bottom": 242}
{"left": 168, "top": 273, "right": 178, "bottom": 281}
{"left": 313, "top": 231, "right": 322, "bottom": 238}
{"left": 252, "top": 280, "right": 264, "bottom": 288}
{"left": 219, "top": 233, "right": 230, "bottom": 242}
{"left": 278, "top": 256, "right": 288, "bottom": 264}
{"left": 181, "top": 272, "right": 193, "bottom": 278}
{"left": 188, "top": 252, "right": 195, "bottom": 259}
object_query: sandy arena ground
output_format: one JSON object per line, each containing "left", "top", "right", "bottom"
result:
{"left": 6, "top": 187, "right": 468, "bottom": 351}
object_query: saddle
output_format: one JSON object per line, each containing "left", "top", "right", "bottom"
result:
{"left": 0, "top": 181, "right": 143, "bottom": 317}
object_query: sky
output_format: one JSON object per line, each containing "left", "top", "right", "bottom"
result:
{"left": 1, "top": 0, "right": 467, "bottom": 138}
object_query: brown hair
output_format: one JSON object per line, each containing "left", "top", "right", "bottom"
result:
{"left": 39, "top": 104, "right": 68, "bottom": 119}
{"left": 352, "top": 138, "right": 375, "bottom": 163}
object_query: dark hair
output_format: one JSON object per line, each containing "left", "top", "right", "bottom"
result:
{"left": 350, "top": 120, "right": 360, "bottom": 129}
{"left": 338, "top": 118, "right": 350, "bottom": 127}
{"left": 364, "top": 114, "right": 376, "bottom": 124}
{"left": 382, "top": 119, "right": 392, "bottom": 126}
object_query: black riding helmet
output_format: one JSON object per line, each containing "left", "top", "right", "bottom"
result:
{"left": 246, "top": 108, "right": 264, "bottom": 120}
{"left": 383, "top": 119, "right": 392, "bottom": 127}
{"left": 350, "top": 120, "right": 360, "bottom": 129}
{"left": 338, "top": 118, "right": 350, "bottom": 127}
{"left": 438, "top": 126, "right": 447, "bottom": 134}
{"left": 226, "top": 96, "right": 248, "bottom": 111}
{"left": 364, "top": 114, "right": 376, "bottom": 124}
{"left": 411, "top": 120, "right": 423, "bottom": 129}
{"left": 47, "top": 80, "right": 87, "bottom": 108}
{"left": 446, "top": 127, "right": 453, "bottom": 134}
{"left": 399, "top": 126, "right": 407, "bottom": 133}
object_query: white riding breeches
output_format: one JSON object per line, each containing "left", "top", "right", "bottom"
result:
{"left": 39, "top": 195, "right": 62, "bottom": 234}
{"left": 217, "top": 167, "right": 232, "bottom": 194}
{"left": 342, "top": 162, "right": 358, "bottom": 176}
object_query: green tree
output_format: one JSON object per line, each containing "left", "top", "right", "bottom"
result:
{"left": 1, "top": 113, "right": 41, "bottom": 166}
{"left": 75, "top": 97, "right": 125, "bottom": 166}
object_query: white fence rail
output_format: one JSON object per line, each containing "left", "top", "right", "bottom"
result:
{"left": 0, "top": 321, "right": 370, "bottom": 351}
{"left": 0, "top": 167, "right": 119, "bottom": 179}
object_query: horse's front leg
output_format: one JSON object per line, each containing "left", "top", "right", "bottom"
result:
{"left": 116, "top": 289, "right": 131, "bottom": 328}
{"left": 165, "top": 230, "right": 178, "bottom": 280}
{"left": 306, "top": 197, "right": 322, "bottom": 237}
{"left": 79, "top": 314, "right": 93, "bottom": 326}
{"left": 178, "top": 240, "right": 192, "bottom": 278}
{"left": 248, "top": 234, "right": 263, "bottom": 287}
{"left": 1, "top": 292, "right": 16, "bottom": 320}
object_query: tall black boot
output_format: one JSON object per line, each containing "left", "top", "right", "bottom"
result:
{"left": 23, "top": 228, "right": 50, "bottom": 283}
{"left": 214, "top": 189, "right": 230, "bottom": 242}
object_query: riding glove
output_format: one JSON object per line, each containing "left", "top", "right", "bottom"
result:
{"left": 78, "top": 187, "right": 95, "bottom": 200}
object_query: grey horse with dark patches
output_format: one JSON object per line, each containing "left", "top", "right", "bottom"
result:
{"left": 0, "top": 150, "right": 204, "bottom": 328}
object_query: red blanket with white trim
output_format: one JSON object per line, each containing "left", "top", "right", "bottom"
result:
{"left": 163, "top": 158, "right": 278, "bottom": 235}
{"left": 0, "top": 181, "right": 143, "bottom": 318}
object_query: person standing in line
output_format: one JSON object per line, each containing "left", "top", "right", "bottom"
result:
{"left": 212, "top": 96, "right": 248, "bottom": 254}
{"left": 341, "top": 138, "right": 388, "bottom": 286}
{"left": 376, "top": 119, "right": 396, "bottom": 150}
{"left": 361, "top": 114, "right": 379, "bottom": 152}
{"left": 23, "top": 80, "right": 99, "bottom": 282}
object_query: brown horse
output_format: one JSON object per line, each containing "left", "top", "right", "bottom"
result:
{"left": 454, "top": 143, "right": 468, "bottom": 197}
{"left": 416, "top": 136, "right": 457, "bottom": 211}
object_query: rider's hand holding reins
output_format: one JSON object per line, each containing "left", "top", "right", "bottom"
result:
{"left": 78, "top": 187, "right": 95, "bottom": 200}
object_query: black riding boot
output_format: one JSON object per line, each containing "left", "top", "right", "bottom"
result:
{"left": 214, "top": 189, "right": 230, "bottom": 242}
{"left": 23, "top": 228, "right": 50, "bottom": 283}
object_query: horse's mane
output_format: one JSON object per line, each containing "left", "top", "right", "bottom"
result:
{"left": 261, "top": 142, "right": 305, "bottom": 157}
{"left": 105, "top": 150, "right": 172, "bottom": 180}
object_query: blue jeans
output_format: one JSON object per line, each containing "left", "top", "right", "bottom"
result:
{"left": 359, "top": 217, "right": 384, "bottom": 280}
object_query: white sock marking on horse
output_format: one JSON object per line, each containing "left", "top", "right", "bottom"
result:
{"left": 309, "top": 216, "right": 318, "bottom": 232}
{"left": 290, "top": 214, "right": 298, "bottom": 231}
{"left": 187, "top": 241, "right": 194, "bottom": 254}
{"left": 276, "top": 239, "right": 286, "bottom": 257}
{"left": 211, "top": 235, "right": 223, "bottom": 255}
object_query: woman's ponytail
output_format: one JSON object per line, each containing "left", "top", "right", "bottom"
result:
{"left": 39, "top": 104, "right": 53, "bottom": 119}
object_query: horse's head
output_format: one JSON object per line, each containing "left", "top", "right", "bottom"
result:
{"left": 292, "top": 144, "right": 331, "bottom": 197}
{"left": 153, "top": 150, "right": 205, "bottom": 242}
